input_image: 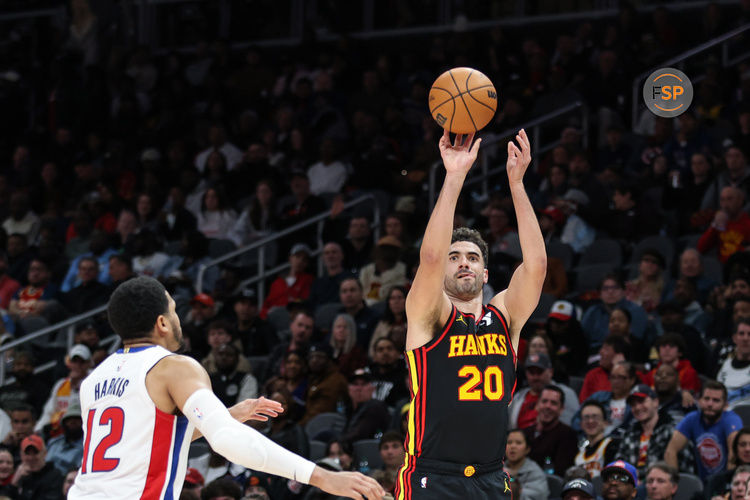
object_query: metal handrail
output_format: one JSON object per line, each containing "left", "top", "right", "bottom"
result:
{"left": 195, "top": 194, "right": 381, "bottom": 300}
{"left": 631, "top": 23, "right": 750, "bottom": 125}
{"left": 428, "top": 101, "right": 588, "bottom": 209}
{"left": 0, "top": 304, "right": 108, "bottom": 385}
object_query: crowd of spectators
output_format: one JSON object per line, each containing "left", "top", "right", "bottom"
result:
{"left": 2, "top": 0, "right": 750, "bottom": 499}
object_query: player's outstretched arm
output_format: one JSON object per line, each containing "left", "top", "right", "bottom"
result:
{"left": 153, "top": 356, "right": 386, "bottom": 499}
{"left": 406, "top": 130, "right": 481, "bottom": 349}
{"left": 490, "top": 130, "right": 546, "bottom": 349}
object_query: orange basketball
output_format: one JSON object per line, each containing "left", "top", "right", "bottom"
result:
{"left": 428, "top": 67, "right": 497, "bottom": 134}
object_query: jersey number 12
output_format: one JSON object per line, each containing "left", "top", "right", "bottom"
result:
{"left": 81, "top": 407, "right": 125, "bottom": 473}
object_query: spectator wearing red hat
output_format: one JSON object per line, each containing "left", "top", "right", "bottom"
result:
{"left": 260, "top": 243, "right": 314, "bottom": 319}
{"left": 545, "top": 300, "right": 588, "bottom": 378}
{"left": 183, "top": 292, "right": 218, "bottom": 358}
{"left": 182, "top": 467, "right": 204, "bottom": 495}
{"left": 10, "top": 434, "right": 64, "bottom": 498}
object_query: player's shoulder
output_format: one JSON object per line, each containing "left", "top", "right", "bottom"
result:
{"left": 150, "top": 353, "right": 205, "bottom": 380}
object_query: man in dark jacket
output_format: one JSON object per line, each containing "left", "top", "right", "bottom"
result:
{"left": 342, "top": 368, "right": 389, "bottom": 444}
{"left": 10, "top": 434, "right": 64, "bottom": 500}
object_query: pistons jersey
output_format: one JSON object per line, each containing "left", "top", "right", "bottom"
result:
{"left": 401, "top": 304, "right": 517, "bottom": 465}
{"left": 68, "top": 345, "right": 193, "bottom": 500}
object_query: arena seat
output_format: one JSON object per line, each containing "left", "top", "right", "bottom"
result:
{"left": 675, "top": 473, "right": 703, "bottom": 500}
{"left": 576, "top": 238, "right": 623, "bottom": 268}
{"left": 547, "top": 474, "right": 564, "bottom": 498}
{"left": 352, "top": 439, "right": 383, "bottom": 470}
{"left": 630, "top": 235, "right": 675, "bottom": 270}
{"left": 547, "top": 239, "right": 574, "bottom": 269}
{"left": 305, "top": 412, "right": 347, "bottom": 441}
{"left": 309, "top": 439, "right": 326, "bottom": 461}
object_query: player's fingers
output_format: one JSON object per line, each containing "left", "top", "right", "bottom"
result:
{"left": 469, "top": 137, "right": 481, "bottom": 156}
{"left": 465, "top": 132, "right": 476, "bottom": 150}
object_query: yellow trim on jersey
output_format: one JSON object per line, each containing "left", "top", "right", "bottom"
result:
{"left": 396, "top": 454, "right": 410, "bottom": 500}
{"left": 405, "top": 350, "right": 419, "bottom": 456}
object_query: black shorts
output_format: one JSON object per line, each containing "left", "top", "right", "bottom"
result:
{"left": 394, "top": 455, "right": 513, "bottom": 500}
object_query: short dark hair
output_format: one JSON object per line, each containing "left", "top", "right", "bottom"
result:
{"left": 451, "top": 227, "right": 489, "bottom": 267}
{"left": 542, "top": 384, "right": 565, "bottom": 405}
{"left": 200, "top": 477, "right": 241, "bottom": 500}
{"left": 109, "top": 253, "right": 133, "bottom": 270}
{"left": 108, "top": 277, "right": 169, "bottom": 341}
{"left": 379, "top": 431, "right": 404, "bottom": 449}
{"left": 599, "top": 273, "right": 624, "bottom": 289}
{"left": 732, "top": 428, "right": 750, "bottom": 466}
{"left": 655, "top": 333, "right": 686, "bottom": 355}
{"left": 646, "top": 461, "right": 679, "bottom": 485}
{"left": 734, "top": 318, "right": 750, "bottom": 334}
{"left": 207, "top": 319, "right": 235, "bottom": 338}
{"left": 614, "top": 361, "right": 638, "bottom": 380}
{"left": 602, "top": 334, "right": 629, "bottom": 355}
{"left": 9, "top": 403, "right": 36, "bottom": 419}
{"left": 700, "top": 380, "right": 728, "bottom": 402}
{"left": 581, "top": 400, "right": 609, "bottom": 421}
{"left": 506, "top": 428, "right": 528, "bottom": 447}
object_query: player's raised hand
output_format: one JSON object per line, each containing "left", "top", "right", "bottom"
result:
{"left": 310, "top": 468, "right": 387, "bottom": 499}
{"left": 506, "top": 128, "right": 532, "bottom": 184}
{"left": 228, "top": 396, "right": 283, "bottom": 422}
{"left": 439, "top": 129, "right": 481, "bottom": 176}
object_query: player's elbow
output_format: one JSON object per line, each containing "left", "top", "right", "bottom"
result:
{"left": 208, "top": 426, "right": 268, "bottom": 470}
{"left": 419, "top": 247, "right": 443, "bottom": 267}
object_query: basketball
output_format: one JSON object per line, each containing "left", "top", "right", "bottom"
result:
{"left": 428, "top": 67, "right": 497, "bottom": 134}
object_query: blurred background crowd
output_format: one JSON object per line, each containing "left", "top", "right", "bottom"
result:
{"left": 1, "top": 0, "right": 750, "bottom": 499}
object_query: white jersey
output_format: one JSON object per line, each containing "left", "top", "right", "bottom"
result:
{"left": 69, "top": 345, "right": 194, "bottom": 500}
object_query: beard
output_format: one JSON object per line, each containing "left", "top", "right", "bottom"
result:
{"left": 445, "top": 273, "right": 483, "bottom": 299}
{"left": 701, "top": 408, "right": 721, "bottom": 424}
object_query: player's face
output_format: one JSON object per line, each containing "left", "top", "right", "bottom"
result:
{"left": 699, "top": 388, "right": 726, "bottom": 423}
{"left": 444, "top": 241, "right": 487, "bottom": 300}
{"left": 165, "top": 294, "right": 184, "bottom": 352}
{"left": 646, "top": 467, "right": 676, "bottom": 500}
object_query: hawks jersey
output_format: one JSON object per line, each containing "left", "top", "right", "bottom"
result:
{"left": 402, "top": 304, "right": 517, "bottom": 465}
{"left": 68, "top": 345, "right": 194, "bottom": 500}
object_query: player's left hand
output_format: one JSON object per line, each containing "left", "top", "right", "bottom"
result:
{"left": 229, "top": 396, "right": 284, "bottom": 423}
{"left": 506, "top": 128, "right": 532, "bottom": 184}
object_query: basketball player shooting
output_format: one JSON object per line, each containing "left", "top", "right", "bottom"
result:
{"left": 68, "top": 277, "right": 385, "bottom": 500}
{"left": 395, "top": 129, "right": 546, "bottom": 499}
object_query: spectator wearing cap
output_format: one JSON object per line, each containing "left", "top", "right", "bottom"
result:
{"left": 182, "top": 467, "right": 205, "bottom": 495}
{"left": 717, "top": 319, "right": 750, "bottom": 407}
{"left": 183, "top": 293, "right": 218, "bottom": 358}
{"left": 208, "top": 343, "right": 258, "bottom": 407}
{"left": 59, "top": 256, "right": 109, "bottom": 315}
{"left": 579, "top": 334, "right": 629, "bottom": 403}
{"left": 242, "top": 469, "right": 270, "bottom": 500}
{"left": 338, "top": 278, "right": 381, "bottom": 349}
{"left": 546, "top": 300, "right": 588, "bottom": 377}
{"left": 615, "top": 384, "right": 694, "bottom": 479}
{"left": 509, "top": 352, "right": 579, "bottom": 429}
{"left": 644, "top": 461, "right": 678, "bottom": 500}
{"left": 581, "top": 273, "right": 651, "bottom": 351}
{"left": 300, "top": 343, "right": 348, "bottom": 427}
{"left": 200, "top": 477, "right": 242, "bottom": 500}
{"left": 308, "top": 242, "right": 355, "bottom": 309}
{"left": 340, "top": 368, "right": 389, "bottom": 444}
{"left": 45, "top": 399, "right": 83, "bottom": 475}
{"left": 641, "top": 333, "right": 700, "bottom": 393}
{"left": 575, "top": 401, "right": 619, "bottom": 479}
{"left": 330, "top": 313, "right": 367, "bottom": 378}
{"left": 368, "top": 337, "right": 409, "bottom": 407}
{"left": 230, "top": 287, "right": 278, "bottom": 357}
{"left": 562, "top": 477, "right": 596, "bottom": 500}
{"left": 35, "top": 345, "right": 91, "bottom": 439}
{"left": 665, "top": 380, "right": 742, "bottom": 481}
{"left": 259, "top": 243, "right": 314, "bottom": 319}
{"left": 9, "top": 434, "right": 64, "bottom": 499}
{"left": 201, "top": 320, "right": 251, "bottom": 376}
{"left": 0, "top": 353, "right": 48, "bottom": 415}
{"left": 698, "top": 185, "right": 750, "bottom": 263}
{"left": 523, "top": 385, "right": 579, "bottom": 476}
{"left": 625, "top": 249, "right": 666, "bottom": 313}
{"left": 556, "top": 188, "right": 595, "bottom": 254}
{"left": 601, "top": 460, "right": 638, "bottom": 500}
{"left": 0, "top": 251, "right": 20, "bottom": 310}
{"left": 358, "top": 236, "right": 408, "bottom": 306}
{"left": 503, "top": 428, "right": 549, "bottom": 500}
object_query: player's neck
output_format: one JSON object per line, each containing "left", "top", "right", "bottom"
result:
{"left": 122, "top": 337, "right": 162, "bottom": 349}
{"left": 448, "top": 294, "right": 483, "bottom": 318}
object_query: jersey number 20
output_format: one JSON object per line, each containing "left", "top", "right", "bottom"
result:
{"left": 458, "top": 366, "right": 504, "bottom": 401}
{"left": 81, "top": 407, "right": 124, "bottom": 473}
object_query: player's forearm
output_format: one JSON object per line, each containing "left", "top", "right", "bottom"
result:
{"left": 421, "top": 173, "right": 466, "bottom": 264}
{"left": 509, "top": 182, "right": 546, "bottom": 272}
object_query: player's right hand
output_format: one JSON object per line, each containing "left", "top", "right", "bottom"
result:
{"left": 438, "top": 129, "right": 480, "bottom": 176}
{"left": 310, "top": 467, "right": 387, "bottom": 499}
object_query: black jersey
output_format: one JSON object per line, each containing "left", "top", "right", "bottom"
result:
{"left": 402, "top": 303, "right": 517, "bottom": 465}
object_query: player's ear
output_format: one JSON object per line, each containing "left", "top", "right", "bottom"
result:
{"left": 155, "top": 314, "right": 169, "bottom": 336}
{"left": 483, "top": 268, "right": 488, "bottom": 284}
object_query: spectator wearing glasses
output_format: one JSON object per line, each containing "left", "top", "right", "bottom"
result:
{"left": 574, "top": 401, "right": 619, "bottom": 478}
{"left": 601, "top": 460, "right": 638, "bottom": 500}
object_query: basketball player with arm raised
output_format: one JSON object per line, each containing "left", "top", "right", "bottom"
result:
{"left": 394, "top": 129, "right": 546, "bottom": 499}
{"left": 68, "top": 276, "right": 385, "bottom": 500}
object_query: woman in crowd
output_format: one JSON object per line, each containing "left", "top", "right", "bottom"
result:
{"left": 135, "top": 192, "right": 161, "bottom": 235}
{"left": 330, "top": 313, "right": 367, "bottom": 378}
{"left": 196, "top": 185, "right": 238, "bottom": 240}
{"left": 368, "top": 286, "right": 408, "bottom": 357}
{"left": 325, "top": 439, "right": 354, "bottom": 472}
{"left": 503, "top": 429, "right": 549, "bottom": 500}
{"left": 607, "top": 307, "right": 648, "bottom": 364}
{"left": 229, "top": 179, "right": 277, "bottom": 246}
{"left": 0, "top": 446, "right": 15, "bottom": 496}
